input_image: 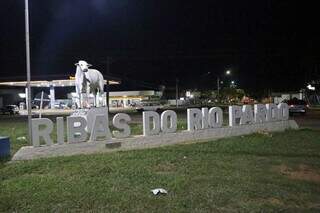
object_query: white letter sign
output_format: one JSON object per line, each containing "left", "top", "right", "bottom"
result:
{"left": 278, "top": 103, "right": 289, "bottom": 121}
{"left": 240, "top": 105, "right": 254, "bottom": 125}
{"left": 266, "top": 104, "right": 279, "bottom": 122}
{"left": 112, "top": 113, "right": 131, "bottom": 138}
{"left": 161, "top": 110, "right": 177, "bottom": 133}
{"left": 187, "top": 108, "right": 202, "bottom": 131}
{"left": 208, "top": 107, "right": 223, "bottom": 128}
{"left": 31, "top": 118, "right": 53, "bottom": 147}
{"left": 229, "top": 106, "right": 242, "bottom": 126}
{"left": 254, "top": 104, "right": 267, "bottom": 123}
{"left": 90, "top": 114, "right": 112, "bottom": 141}
{"left": 143, "top": 111, "right": 160, "bottom": 136}
{"left": 67, "top": 117, "right": 88, "bottom": 143}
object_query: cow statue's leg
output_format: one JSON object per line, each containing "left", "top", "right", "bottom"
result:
{"left": 96, "top": 89, "right": 100, "bottom": 107}
{"left": 75, "top": 86, "right": 82, "bottom": 109}
{"left": 86, "top": 85, "right": 90, "bottom": 108}
{"left": 79, "top": 93, "right": 83, "bottom": 109}
{"left": 98, "top": 78, "right": 104, "bottom": 108}
{"left": 93, "top": 93, "right": 97, "bottom": 107}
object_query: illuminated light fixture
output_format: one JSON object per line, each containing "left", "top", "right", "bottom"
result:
{"left": 307, "top": 84, "right": 315, "bottom": 91}
{"left": 226, "top": 70, "right": 231, "bottom": 75}
{"left": 18, "top": 93, "right": 26, "bottom": 98}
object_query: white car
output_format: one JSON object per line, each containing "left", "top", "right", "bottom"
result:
{"left": 135, "top": 103, "right": 163, "bottom": 112}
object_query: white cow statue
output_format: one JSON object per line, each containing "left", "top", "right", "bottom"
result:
{"left": 75, "top": 60, "right": 104, "bottom": 108}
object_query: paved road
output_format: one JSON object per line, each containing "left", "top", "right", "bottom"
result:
{"left": 290, "top": 108, "right": 320, "bottom": 130}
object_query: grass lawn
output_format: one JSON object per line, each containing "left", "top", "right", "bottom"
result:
{"left": 0, "top": 117, "right": 320, "bottom": 212}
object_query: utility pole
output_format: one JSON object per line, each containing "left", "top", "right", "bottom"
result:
{"left": 217, "top": 76, "right": 220, "bottom": 98}
{"left": 106, "top": 57, "right": 111, "bottom": 113}
{"left": 25, "top": 0, "right": 32, "bottom": 145}
{"left": 175, "top": 78, "right": 179, "bottom": 108}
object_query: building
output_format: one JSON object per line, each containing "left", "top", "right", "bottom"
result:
{"left": 271, "top": 91, "right": 305, "bottom": 104}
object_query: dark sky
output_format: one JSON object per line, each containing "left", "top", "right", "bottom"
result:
{"left": 1, "top": 1, "right": 320, "bottom": 94}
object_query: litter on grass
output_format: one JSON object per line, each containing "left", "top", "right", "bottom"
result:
{"left": 151, "top": 188, "right": 168, "bottom": 195}
{"left": 16, "top": 136, "right": 27, "bottom": 141}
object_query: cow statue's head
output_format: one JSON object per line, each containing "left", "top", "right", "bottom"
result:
{"left": 75, "top": 60, "right": 92, "bottom": 72}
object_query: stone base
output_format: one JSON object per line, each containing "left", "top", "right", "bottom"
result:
{"left": 12, "top": 120, "right": 299, "bottom": 161}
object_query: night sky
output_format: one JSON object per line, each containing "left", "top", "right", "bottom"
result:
{"left": 1, "top": 1, "right": 319, "bottom": 95}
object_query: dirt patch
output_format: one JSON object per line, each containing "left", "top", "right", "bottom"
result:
{"left": 268, "top": 198, "right": 284, "bottom": 205}
{"left": 257, "top": 130, "right": 273, "bottom": 137}
{"left": 248, "top": 197, "right": 284, "bottom": 207}
{"left": 274, "top": 164, "right": 320, "bottom": 183}
{"left": 153, "top": 162, "right": 176, "bottom": 174}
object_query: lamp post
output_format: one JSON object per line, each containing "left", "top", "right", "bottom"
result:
{"left": 25, "top": 0, "right": 32, "bottom": 145}
{"left": 217, "top": 70, "right": 231, "bottom": 98}
{"left": 175, "top": 78, "right": 179, "bottom": 108}
{"left": 201, "top": 70, "right": 231, "bottom": 102}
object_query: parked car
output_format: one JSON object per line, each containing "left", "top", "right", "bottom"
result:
{"left": 135, "top": 102, "right": 163, "bottom": 112}
{"left": 283, "top": 98, "right": 309, "bottom": 114}
{"left": 0, "top": 105, "right": 19, "bottom": 115}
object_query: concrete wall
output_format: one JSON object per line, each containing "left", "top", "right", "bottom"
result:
{"left": 12, "top": 119, "right": 298, "bottom": 161}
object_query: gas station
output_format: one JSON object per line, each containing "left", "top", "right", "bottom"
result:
{"left": 0, "top": 76, "right": 121, "bottom": 110}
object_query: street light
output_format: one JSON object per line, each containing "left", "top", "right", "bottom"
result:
{"left": 230, "top": 80, "right": 236, "bottom": 88}
{"left": 307, "top": 84, "right": 315, "bottom": 91}
{"left": 217, "top": 70, "right": 232, "bottom": 97}
{"left": 25, "top": 0, "right": 32, "bottom": 144}
{"left": 200, "top": 70, "right": 232, "bottom": 99}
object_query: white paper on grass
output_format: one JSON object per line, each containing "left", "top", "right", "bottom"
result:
{"left": 151, "top": 188, "right": 168, "bottom": 195}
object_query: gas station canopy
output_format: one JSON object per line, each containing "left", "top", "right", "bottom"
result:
{"left": 0, "top": 77, "right": 120, "bottom": 87}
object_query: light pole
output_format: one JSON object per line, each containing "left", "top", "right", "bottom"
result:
{"left": 106, "top": 57, "right": 112, "bottom": 113}
{"left": 25, "top": 0, "right": 32, "bottom": 145}
{"left": 217, "top": 70, "right": 231, "bottom": 98}
{"left": 201, "top": 70, "right": 231, "bottom": 102}
{"left": 217, "top": 76, "right": 220, "bottom": 97}
{"left": 175, "top": 78, "right": 179, "bottom": 108}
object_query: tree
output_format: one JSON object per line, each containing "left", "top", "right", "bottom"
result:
{"left": 220, "top": 88, "right": 245, "bottom": 104}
